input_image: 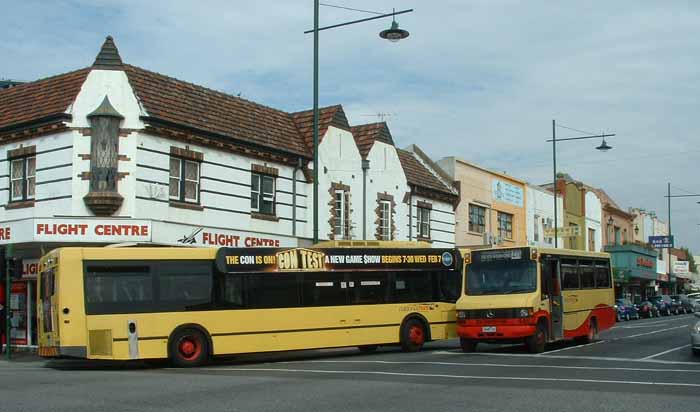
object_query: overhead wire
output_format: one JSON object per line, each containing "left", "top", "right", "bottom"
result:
{"left": 319, "top": 3, "right": 383, "bottom": 15}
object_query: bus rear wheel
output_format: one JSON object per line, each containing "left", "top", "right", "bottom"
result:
{"left": 169, "top": 328, "right": 209, "bottom": 367}
{"left": 400, "top": 318, "right": 427, "bottom": 352}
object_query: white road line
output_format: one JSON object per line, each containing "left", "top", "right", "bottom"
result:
{"left": 640, "top": 344, "right": 692, "bottom": 360}
{"left": 433, "top": 350, "right": 700, "bottom": 366}
{"left": 540, "top": 340, "right": 606, "bottom": 354}
{"left": 611, "top": 325, "right": 688, "bottom": 340}
{"left": 612, "top": 324, "right": 669, "bottom": 329}
{"left": 288, "top": 359, "right": 700, "bottom": 373}
{"left": 207, "top": 367, "right": 700, "bottom": 387}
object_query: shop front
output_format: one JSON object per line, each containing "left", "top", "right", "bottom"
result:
{"left": 606, "top": 243, "right": 658, "bottom": 302}
{"left": 1, "top": 217, "right": 302, "bottom": 348}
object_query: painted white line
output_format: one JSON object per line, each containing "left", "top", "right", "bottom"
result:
{"left": 433, "top": 350, "right": 700, "bottom": 366}
{"left": 208, "top": 367, "right": 700, "bottom": 387}
{"left": 290, "top": 359, "right": 700, "bottom": 373}
{"left": 540, "top": 340, "right": 606, "bottom": 354}
{"left": 612, "top": 325, "right": 688, "bottom": 340}
{"left": 612, "top": 324, "right": 669, "bottom": 329}
{"left": 640, "top": 344, "right": 692, "bottom": 360}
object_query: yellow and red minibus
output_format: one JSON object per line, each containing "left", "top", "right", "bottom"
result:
{"left": 456, "top": 246, "right": 615, "bottom": 353}
{"left": 38, "top": 242, "right": 462, "bottom": 366}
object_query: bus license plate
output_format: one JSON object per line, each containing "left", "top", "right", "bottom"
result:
{"left": 482, "top": 326, "right": 496, "bottom": 333}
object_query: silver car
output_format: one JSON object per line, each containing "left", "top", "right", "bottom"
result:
{"left": 692, "top": 312, "right": 700, "bottom": 356}
{"left": 693, "top": 298, "right": 700, "bottom": 312}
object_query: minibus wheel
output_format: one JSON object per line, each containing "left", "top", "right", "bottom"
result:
{"left": 460, "top": 338, "right": 477, "bottom": 353}
{"left": 526, "top": 321, "right": 547, "bottom": 353}
{"left": 169, "top": 328, "right": 209, "bottom": 367}
{"left": 400, "top": 318, "right": 427, "bottom": 352}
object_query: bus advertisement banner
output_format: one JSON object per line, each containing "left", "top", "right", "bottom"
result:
{"left": 215, "top": 247, "right": 458, "bottom": 273}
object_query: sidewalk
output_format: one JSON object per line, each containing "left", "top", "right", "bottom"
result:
{"left": 0, "top": 348, "right": 43, "bottom": 363}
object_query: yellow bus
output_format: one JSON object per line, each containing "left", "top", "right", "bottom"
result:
{"left": 38, "top": 244, "right": 462, "bottom": 366}
{"left": 456, "top": 246, "right": 614, "bottom": 353}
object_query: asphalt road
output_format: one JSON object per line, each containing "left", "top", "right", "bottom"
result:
{"left": 1, "top": 313, "right": 698, "bottom": 412}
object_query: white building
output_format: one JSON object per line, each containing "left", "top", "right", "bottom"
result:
{"left": 525, "top": 184, "right": 563, "bottom": 248}
{"left": 584, "top": 190, "right": 603, "bottom": 252}
{"left": 0, "top": 37, "right": 458, "bottom": 346}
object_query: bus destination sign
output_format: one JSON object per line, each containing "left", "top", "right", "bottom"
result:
{"left": 474, "top": 248, "right": 526, "bottom": 263}
{"left": 215, "top": 247, "right": 457, "bottom": 273}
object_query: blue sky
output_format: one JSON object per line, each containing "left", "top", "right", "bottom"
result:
{"left": 2, "top": 0, "right": 699, "bottom": 253}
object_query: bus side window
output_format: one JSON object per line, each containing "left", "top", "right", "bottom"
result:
{"left": 579, "top": 260, "right": 595, "bottom": 289}
{"left": 595, "top": 261, "right": 611, "bottom": 288}
{"left": 540, "top": 261, "right": 551, "bottom": 299}
{"left": 349, "top": 272, "right": 388, "bottom": 305}
{"left": 221, "top": 275, "right": 244, "bottom": 307}
{"left": 247, "top": 273, "right": 301, "bottom": 308}
{"left": 301, "top": 273, "right": 347, "bottom": 307}
{"left": 157, "top": 262, "right": 213, "bottom": 311}
{"left": 436, "top": 271, "right": 461, "bottom": 303}
{"left": 560, "top": 260, "right": 580, "bottom": 290}
{"left": 391, "top": 272, "right": 433, "bottom": 303}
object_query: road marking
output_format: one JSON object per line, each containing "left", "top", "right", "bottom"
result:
{"left": 208, "top": 367, "right": 700, "bottom": 387}
{"left": 434, "top": 350, "right": 700, "bottom": 365}
{"left": 541, "top": 340, "right": 606, "bottom": 354}
{"left": 612, "top": 324, "right": 669, "bottom": 329}
{"left": 611, "top": 325, "right": 688, "bottom": 340}
{"left": 640, "top": 344, "right": 691, "bottom": 360}
{"left": 289, "top": 359, "right": 700, "bottom": 373}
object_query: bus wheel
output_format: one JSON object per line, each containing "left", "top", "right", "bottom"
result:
{"left": 526, "top": 322, "right": 547, "bottom": 353}
{"left": 358, "top": 345, "right": 378, "bottom": 353}
{"left": 460, "top": 338, "right": 477, "bottom": 353}
{"left": 400, "top": 318, "right": 426, "bottom": 352}
{"left": 169, "top": 328, "right": 209, "bottom": 367}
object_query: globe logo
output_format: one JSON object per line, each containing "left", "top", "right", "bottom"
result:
{"left": 442, "top": 252, "right": 453, "bottom": 267}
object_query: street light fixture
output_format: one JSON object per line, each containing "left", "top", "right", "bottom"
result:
{"left": 547, "top": 120, "right": 616, "bottom": 248}
{"left": 307, "top": 3, "right": 414, "bottom": 244}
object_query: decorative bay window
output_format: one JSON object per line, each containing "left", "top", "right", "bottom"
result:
{"left": 83, "top": 96, "right": 124, "bottom": 216}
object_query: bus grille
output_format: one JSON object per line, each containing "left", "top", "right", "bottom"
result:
{"left": 462, "top": 309, "right": 520, "bottom": 319}
{"left": 88, "top": 330, "right": 113, "bottom": 356}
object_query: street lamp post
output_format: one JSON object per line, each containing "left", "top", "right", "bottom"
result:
{"left": 548, "top": 120, "right": 615, "bottom": 248}
{"left": 307, "top": 3, "right": 413, "bottom": 244}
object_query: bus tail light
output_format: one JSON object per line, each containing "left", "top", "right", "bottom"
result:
{"left": 530, "top": 248, "right": 538, "bottom": 260}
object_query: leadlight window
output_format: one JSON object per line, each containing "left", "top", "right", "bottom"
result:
{"left": 417, "top": 207, "right": 431, "bottom": 239}
{"left": 169, "top": 157, "right": 200, "bottom": 203}
{"left": 498, "top": 212, "right": 513, "bottom": 240}
{"left": 10, "top": 156, "right": 35, "bottom": 202}
{"left": 469, "top": 204, "right": 486, "bottom": 233}
{"left": 251, "top": 173, "right": 275, "bottom": 215}
{"left": 379, "top": 200, "right": 392, "bottom": 240}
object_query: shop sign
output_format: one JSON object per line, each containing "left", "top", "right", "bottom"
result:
{"left": 649, "top": 235, "right": 674, "bottom": 249}
{"left": 544, "top": 226, "right": 580, "bottom": 238}
{"left": 492, "top": 180, "right": 523, "bottom": 207}
{"left": 34, "top": 219, "right": 151, "bottom": 243}
{"left": 636, "top": 257, "right": 654, "bottom": 269}
{"left": 171, "top": 226, "right": 288, "bottom": 248}
{"left": 673, "top": 261, "right": 690, "bottom": 279}
{"left": 657, "top": 273, "right": 669, "bottom": 282}
{"left": 216, "top": 247, "right": 457, "bottom": 273}
{"left": 21, "top": 259, "right": 40, "bottom": 280}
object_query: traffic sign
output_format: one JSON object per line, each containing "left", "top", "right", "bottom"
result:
{"left": 649, "top": 235, "right": 674, "bottom": 248}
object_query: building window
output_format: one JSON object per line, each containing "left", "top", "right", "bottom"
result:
{"left": 169, "top": 157, "right": 200, "bottom": 203}
{"left": 543, "top": 217, "right": 553, "bottom": 245}
{"left": 568, "top": 223, "right": 579, "bottom": 249}
{"left": 417, "top": 207, "right": 431, "bottom": 239}
{"left": 334, "top": 189, "right": 348, "bottom": 239}
{"left": 533, "top": 214, "right": 540, "bottom": 242}
{"left": 251, "top": 173, "right": 276, "bottom": 215}
{"left": 10, "top": 156, "right": 35, "bottom": 202}
{"left": 588, "top": 228, "right": 596, "bottom": 252}
{"left": 379, "top": 200, "right": 392, "bottom": 240}
{"left": 468, "top": 204, "right": 486, "bottom": 233}
{"left": 497, "top": 212, "right": 513, "bottom": 240}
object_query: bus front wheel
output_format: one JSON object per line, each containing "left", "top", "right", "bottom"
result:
{"left": 169, "top": 328, "right": 209, "bottom": 367}
{"left": 400, "top": 318, "right": 427, "bottom": 352}
{"left": 460, "top": 338, "right": 477, "bottom": 353}
{"left": 526, "top": 322, "right": 547, "bottom": 353}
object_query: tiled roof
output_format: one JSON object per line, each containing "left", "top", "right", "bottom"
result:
{"left": 92, "top": 36, "right": 123, "bottom": 70}
{"left": 397, "top": 148, "right": 457, "bottom": 197}
{"left": 124, "top": 65, "right": 311, "bottom": 158}
{"left": 290, "top": 105, "right": 350, "bottom": 151}
{"left": 0, "top": 68, "right": 90, "bottom": 131}
{"left": 351, "top": 122, "right": 394, "bottom": 158}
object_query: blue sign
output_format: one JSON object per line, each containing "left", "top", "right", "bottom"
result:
{"left": 649, "top": 235, "right": 674, "bottom": 249}
{"left": 492, "top": 180, "right": 523, "bottom": 207}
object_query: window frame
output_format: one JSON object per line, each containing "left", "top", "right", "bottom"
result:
{"left": 9, "top": 155, "right": 36, "bottom": 202}
{"left": 251, "top": 172, "right": 276, "bottom": 215}
{"left": 468, "top": 204, "right": 486, "bottom": 234}
{"left": 334, "top": 189, "right": 347, "bottom": 239}
{"left": 497, "top": 211, "right": 513, "bottom": 240}
{"left": 379, "top": 200, "right": 392, "bottom": 240}
{"left": 169, "top": 157, "right": 201, "bottom": 204}
{"left": 417, "top": 207, "right": 431, "bottom": 239}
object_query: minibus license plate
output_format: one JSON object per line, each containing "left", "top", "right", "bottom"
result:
{"left": 482, "top": 326, "right": 496, "bottom": 333}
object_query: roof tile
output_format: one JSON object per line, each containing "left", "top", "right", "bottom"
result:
{"left": 351, "top": 122, "right": 394, "bottom": 158}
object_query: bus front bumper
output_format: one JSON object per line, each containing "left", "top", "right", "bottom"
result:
{"left": 457, "top": 323, "right": 536, "bottom": 340}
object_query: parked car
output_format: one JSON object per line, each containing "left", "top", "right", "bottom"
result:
{"left": 636, "top": 300, "right": 660, "bottom": 318}
{"left": 649, "top": 295, "right": 674, "bottom": 316}
{"left": 693, "top": 298, "right": 700, "bottom": 312}
{"left": 615, "top": 298, "right": 639, "bottom": 321}
{"left": 671, "top": 294, "right": 694, "bottom": 314}
{"left": 691, "top": 312, "right": 700, "bottom": 356}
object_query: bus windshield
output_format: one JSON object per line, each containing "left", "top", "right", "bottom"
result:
{"left": 466, "top": 253, "right": 536, "bottom": 296}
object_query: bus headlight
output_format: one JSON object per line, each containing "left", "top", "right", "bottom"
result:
{"left": 516, "top": 308, "right": 533, "bottom": 318}
{"left": 457, "top": 310, "right": 467, "bottom": 320}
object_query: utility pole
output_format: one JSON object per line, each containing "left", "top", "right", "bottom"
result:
{"left": 5, "top": 244, "right": 12, "bottom": 360}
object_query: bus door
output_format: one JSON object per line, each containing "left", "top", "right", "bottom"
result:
{"left": 38, "top": 265, "right": 60, "bottom": 350}
{"left": 542, "top": 257, "right": 563, "bottom": 340}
